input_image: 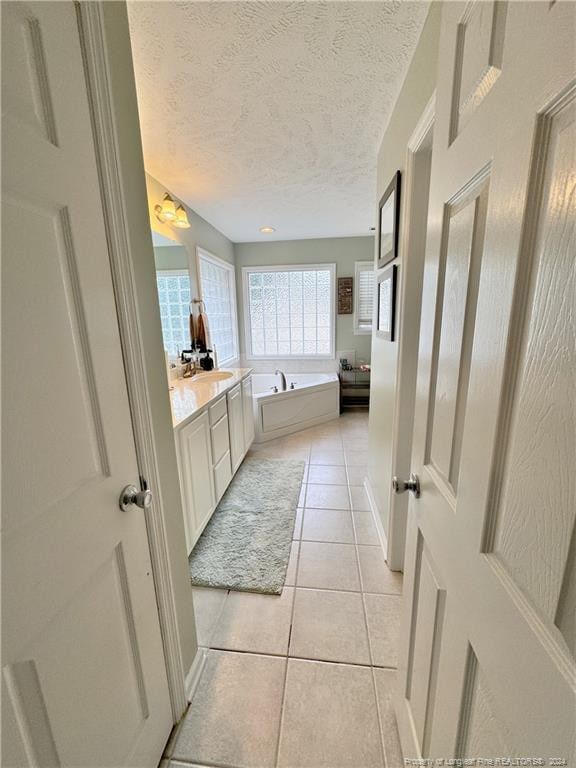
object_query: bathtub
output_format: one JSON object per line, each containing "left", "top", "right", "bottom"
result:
{"left": 251, "top": 373, "right": 340, "bottom": 442}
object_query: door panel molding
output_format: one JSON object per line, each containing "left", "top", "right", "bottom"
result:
{"left": 3, "top": 661, "right": 60, "bottom": 768}
{"left": 450, "top": 1, "right": 508, "bottom": 143}
{"left": 480, "top": 85, "right": 576, "bottom": 655}
{"left": 75, "top": 2, "right": 187, "bottom": 719}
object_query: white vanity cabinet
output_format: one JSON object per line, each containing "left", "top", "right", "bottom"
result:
{"left": 241, "top": 375, "right": 255, "bottom": 451}
{"left": 176, "top": 410, "right": 216, "bottom": 554}
{"left": 173, "top": 371, "right": 254, "bottom": 554}
{"left": 227, "top": 383, "right": 244, "bottom": 473}
{"left": 209, "top": 397, "right": 232, "bottom": 502}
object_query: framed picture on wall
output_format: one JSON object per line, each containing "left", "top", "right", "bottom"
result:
{"left": 376, "top": 264, "right": 397, "bottom": 341}
{"left": 377, "top": 171, "right": 401, "bottom": 268}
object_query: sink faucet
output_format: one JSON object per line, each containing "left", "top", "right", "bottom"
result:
{"left": 275, "top": 369, "right": 287, "bottom": 391}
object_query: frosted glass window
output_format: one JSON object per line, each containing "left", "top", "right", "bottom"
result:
{"left": 198, "top": 250, "right": 239, "bottom": 365}
{"left": 354, "top": 261, "right": 375, "bottom": 334}
{"left": 243, "top": 265, "right": 335, "bottom": 358}
{"left": 156, "top": 270, "right": 191, "bottom": 356}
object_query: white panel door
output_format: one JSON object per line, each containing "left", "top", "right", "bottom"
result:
{"left": 395, "top": 1, "right": 576, "bottom": 761}
{"left": 228, "top": 384, "right": 244, "bottom": 473}
{"left": 1, "top": 3, "right": 172, "bottom": 766}
{"left": 241, "top": 376, "right": 255, "bottom": 451}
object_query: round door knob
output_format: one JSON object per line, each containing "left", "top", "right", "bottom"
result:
{"left": 392, "top": 473, "right": 421, "bottom": 499}
{"left": 119, "top": 484, "right": 153, "bottom": 512}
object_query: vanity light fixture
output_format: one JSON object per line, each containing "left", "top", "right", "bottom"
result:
{"left": 172, "top": 204, "right": 191, "bottom": 229}
{"left": 259, "top": 226, "right": 276, "bottom": 234}
{"left": 155, "top": 193, "right": 177, "bottom": 223}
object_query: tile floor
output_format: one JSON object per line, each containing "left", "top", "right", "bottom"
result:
{"left": 165, "top": 411, "right": 404, "bottom": 768}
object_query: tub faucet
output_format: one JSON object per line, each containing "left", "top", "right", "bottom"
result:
{"left": 275, "top": 369, "right": 287, "bottom": 391}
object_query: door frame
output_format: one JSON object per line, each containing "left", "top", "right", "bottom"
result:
{"left": 76, "top": 2, "right": 187, "bottom": 720}
{"left": 386, "top": 93, "right": 436, "bottom": 570}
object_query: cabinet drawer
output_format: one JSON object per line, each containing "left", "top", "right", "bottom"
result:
{"left": 214, "top": 450, "right": 232, "bottom": 501}
{"left": 211, "top": 414, "right": 230, "bottom": 465}
{"left": 209, "top": 396, "right": 227, "bottom": 425}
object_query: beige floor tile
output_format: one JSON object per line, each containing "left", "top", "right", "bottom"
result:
{"left": 298, "top": 483, "right": 307, "bottom": 506}
{"left": 345, "top": 449, "right": 369, "bottom": 467}
{"left": 309, "top": 448, "right": 345, "bottom": 466}
{"left": 247, "top": 448, "right": 285, "bottom": 460}
{"left": 191, "top": 587, "right": 228, "bottom": 647}
{"left": 278, "top": 659, "right": 384, "bottom": 768}
{"left": 301, "top": 508, "right": 354, "bottom": 544}
{"left": 312, "top": 420, "right": 342, "bottom": 436}
{"left": 346, "top": 465, "right": 368, "bottom": 486}
{"left": 285, "top": 541, "right": 300, "bottom": 586}
{"left": 170, "top": 762, "right": 206, "bottom": 768}
{"left": 373, "top": 668, "right": 404, "bottom": 768}
{"left": 297, "top": 541, "right": 360, "bottom": 591}
{"left": 311, "top": 438, "right": 343, "bottom": 451}
{"left": 358, "top": 546, "right": 403, "bottom": 594}
{"left": 211, "top": 588, "right": 295, "bottom": 655}
{"left": 305, "top": 483, "right": 350, "bottom": 510}
{"left": 293, "top": 507, "right": 303, "bottom": 539}
{"left": 350, "top": 485, "right": 370, "bottom": 511}
{"left": 307, "top": 464, "right": 348, "bottom": 485}
{"left": 344, "top": 438, "right": 369, "bottom": 451}
{"left": 281, "top": 447, "right": 311, "bottom": 461}
{"left": 353, "top": 510, "right": 380, "bottom": 546}
{"left": 364, "top": 594, "right": 402, "bottom": 667}
{"left": 289, "top": 588, "right": 370, "bottom": 664}
{"left": 174, "top": 650, "right": 285, "bottom": 768}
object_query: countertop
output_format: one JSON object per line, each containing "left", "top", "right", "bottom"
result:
{"left": 169, "top": 368, "right": 253, "bottom": 429}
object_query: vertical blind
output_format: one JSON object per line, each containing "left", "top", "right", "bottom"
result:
{"left": 198, "top": 253, "right": 238, "bottom": 365}
{"left": 244, "top": 266, "right": 335, "bottom": 357}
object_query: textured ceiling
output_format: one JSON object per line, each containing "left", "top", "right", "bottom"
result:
{"left": 127, "top": 1, "right": 429, "bottom": 242}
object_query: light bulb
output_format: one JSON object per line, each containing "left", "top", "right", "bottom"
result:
{"left": 173, "top": 205, "right": 191, "bottom": 229}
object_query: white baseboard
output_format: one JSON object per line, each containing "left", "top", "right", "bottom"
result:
{"left": 364, "top": 476, "right": 388, "bottom": 558}
{"left": 185, "top": 647, "right": 207, "bottom": 702}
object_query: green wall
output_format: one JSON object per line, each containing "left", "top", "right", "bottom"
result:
{"left": 153, "top": 245, "right": 188, "bottom": 271}
{"left": 234, "top": 236, "right": 375, "bottom": 367}
{"left": 368, "top": 2, "right": 442, "bottom": 540}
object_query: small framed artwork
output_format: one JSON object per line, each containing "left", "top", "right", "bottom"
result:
{"left": 378, "top": 171, "right": 401, "bottom": 268}
{"left": 377, "top": 264, "right": 397, "bottom": 341}
{"left": 337, "top": 276, "right": 353, "bottom": 314}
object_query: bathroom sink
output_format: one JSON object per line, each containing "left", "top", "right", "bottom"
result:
{"left": 193, "top": 371, "right": 234, "bottom": 383}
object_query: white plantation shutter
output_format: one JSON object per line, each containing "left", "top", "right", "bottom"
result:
{"left": 354, "top": 261, "right": 375, "bottom": 334}
{"left": 243, "top": 264, "right": 335, "bottom": 358}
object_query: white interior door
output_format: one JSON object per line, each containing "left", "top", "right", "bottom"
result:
{"left": 395, "top": 1, "right": 575, "bottom": 760}
{"left": 2, "top": 3, "right": 172, "bottom": 766}
{"left": 386, "top": 102, "right": 435, "bottom": 572}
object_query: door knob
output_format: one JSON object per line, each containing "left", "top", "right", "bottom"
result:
{"left": 392, "top": 473, "right": 421, "bottom": 499}
{"left": 119, "top": 484, "right": 153, "bottom": 512}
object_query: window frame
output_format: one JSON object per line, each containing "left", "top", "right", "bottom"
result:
{"left": 242, "top": 263, "right": 336, "bottom": 361}
{"left": 353, "top": 260, "right": 375, "bottom": 336}
{"left": 196, "top": 247, "right": 240, "bottom": 367}
{"left": 156, "top": 268, "right": 192, "bottom": 358}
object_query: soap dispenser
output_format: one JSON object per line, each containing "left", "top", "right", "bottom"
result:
{"left": 200, "top": 349, "right": 214, "bottom": 371}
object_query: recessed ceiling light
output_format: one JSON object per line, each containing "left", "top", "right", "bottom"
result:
{"left": 259, "top": 226, "right": 276, "bottom": 234}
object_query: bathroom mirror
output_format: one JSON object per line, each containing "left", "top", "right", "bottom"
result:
{"left": 152, "top": 229, "right": 192, "bottom": 358}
